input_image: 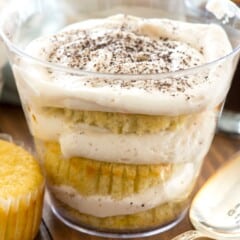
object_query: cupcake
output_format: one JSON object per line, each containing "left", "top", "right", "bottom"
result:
{"left": 0, "top": 139, "right": 44, "bottom": 240}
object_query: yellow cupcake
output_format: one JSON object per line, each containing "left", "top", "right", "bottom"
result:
{"left": 0, "top": 139, "right": 44, "bottom": 240}
{"left": 43, "top": 107, "right": 188, "bottom": 134}
{"left": 41, "top": 141, "right": 173, "bottom": 199}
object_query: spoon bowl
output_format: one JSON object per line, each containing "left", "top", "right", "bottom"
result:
{"left": 173, "top": 153, "right": 240, "bottom": 240}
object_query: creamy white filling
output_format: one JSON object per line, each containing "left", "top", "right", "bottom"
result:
{"left": 15, "top": 14, "right": 233, "bottom": 116}
{"left": 29, "top": 107, "right": 216, "bottom": 164}
{"left": 49, "top": 162, "right": 196, "bottom": 217}
{"left": 59, "top": 111, "right": 215, "bottom": 164}
{"left": 15, "top": 64, "right": 232, "bottom": 116}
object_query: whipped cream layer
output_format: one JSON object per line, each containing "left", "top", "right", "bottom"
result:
{"left": 17, "top": 14, "right": 233, "bottom": 116}
{"left": 30, "top": 107, "right": 216, "bottom": 164}
{"left": 50, "top": 162, "right": 196, "bottom": 217}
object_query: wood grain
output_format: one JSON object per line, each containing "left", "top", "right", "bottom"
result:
{"left": 0, "top": 103, "right": 239, "bottom": 240}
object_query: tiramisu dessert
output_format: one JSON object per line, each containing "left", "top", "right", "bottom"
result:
{"left": 14, "top": 14, "right": 233, "bottom": 232}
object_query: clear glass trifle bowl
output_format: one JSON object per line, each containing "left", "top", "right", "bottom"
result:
{"left": 1, "top": 0, "right": 240, "bottom": 238}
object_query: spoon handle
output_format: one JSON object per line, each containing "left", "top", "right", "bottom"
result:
{"left": 171, "top": 230, "right": 210, "bottom": 240}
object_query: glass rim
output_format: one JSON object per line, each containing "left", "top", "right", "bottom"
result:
{"left": 1, "top": 3, "right": 240, "bottom": 78}
{"left": 184, "top": 0, "right": 207, "bottom": 17}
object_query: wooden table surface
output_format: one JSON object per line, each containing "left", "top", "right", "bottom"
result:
{"left": 0, "top": 103, "right": 239, "bottom": 240}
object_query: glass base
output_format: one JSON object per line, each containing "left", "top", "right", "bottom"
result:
{"left": 218, "top": 110, "right": 240, "bottom": 136}
{"left": 50, "top": 204, "right": 188, "bottom": 239}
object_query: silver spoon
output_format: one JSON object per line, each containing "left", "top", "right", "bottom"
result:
{"left": 172, "top": 153, "right": 240, "bottom": 240}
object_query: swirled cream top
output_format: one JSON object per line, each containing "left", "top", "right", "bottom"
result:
{"left": 21, "top": 14, "right": 233, "bottom": 116}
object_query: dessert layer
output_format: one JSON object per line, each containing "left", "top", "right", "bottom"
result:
{"left": 52, "top": 195, "right": 188, "bottom": 230}
{"left": 41, "top": 141, "right": 174, "bottom": 198}
{"left": 32, "top": 109, "right": 216, "bottom": 164}
{"left": 38, "top": 140, "right": 199, "bottom": 217}
{"left": 17, "top": 14, "right": 233, "bottom": 116}
{"left": 42, "top": 108, "right": 187, "bottom": 134}
{"left": 49, "top": 162, "right": 195, "bottom": 217}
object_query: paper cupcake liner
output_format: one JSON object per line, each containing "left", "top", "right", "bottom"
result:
{"left": 0, "top": 183, "right": 44, "bottom": 240}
